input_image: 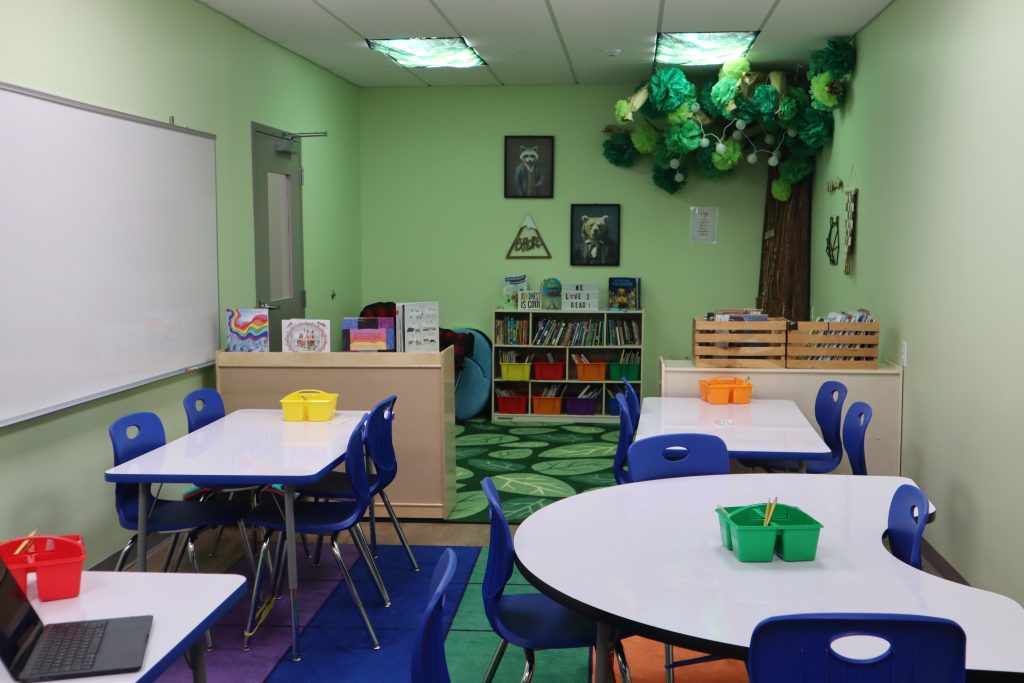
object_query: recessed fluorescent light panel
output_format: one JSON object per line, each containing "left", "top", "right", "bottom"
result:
{"left": 366, "top": 37, "right": 485, "bottom": 68}
{"left": 655, "top": 32, "right": 757, "bottom": 65}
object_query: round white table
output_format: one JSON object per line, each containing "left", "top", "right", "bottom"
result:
{"left": 513, "top": 474, "right": 1024, "bottom": 681}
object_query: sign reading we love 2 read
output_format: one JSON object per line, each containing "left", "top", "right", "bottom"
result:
{"left": 561, "top": 283, "right": 599, "bottom": 310}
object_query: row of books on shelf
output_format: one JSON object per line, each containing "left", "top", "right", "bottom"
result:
{"left": 494, "top": 317, "right": 530, "bottom": 345}
{"left": 801, "top": 309, "right": 877, "bottom": 360}
{"left": 533, "top": 319, "right": 603, "bottom": 346}
{"left": 608, "top": 318, "right": 641, "bottom": 345}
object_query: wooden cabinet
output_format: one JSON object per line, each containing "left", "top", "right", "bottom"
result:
{"left": 492, "top": 309, "right": 643, "bottom": 422}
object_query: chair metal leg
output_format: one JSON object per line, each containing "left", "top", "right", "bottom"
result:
{"left": 301, "top": 533, "right": 312, "bottom": 560}
{"left": 330, "top": 540, "right": 380, "bottom": 650}
{"left": 520, "top": 648, "right": 536, "bottom": 683}
{"left": 350, "top": 525, "right": 390, "bottom": 606}
{"left": 380, "top": 491, "right": 419, "bottom": 571}
{"left": 665, "top": 644, "right": 674, "bottom": 683}
{"left": 238, "top": 521, "right": 257, "bottom": 577}
{"left": 615, "top": 639, "right": 632, "bottom": 683}
{"left": 270, "top": 531, "right": 287, "bottom": 600}
{"left": 208, "top": 525, "right": 226, "bottom": 558}
{"left": 313, "top": 534, "right": 325, "bottom": 567}
{"left": 114, "top": 535, "right": 137, "bottom": 572}
{"left": 161, "top": 533, "right": 181, "bottom": 573}
{"left": 242, "top": 538, "right": 271, "bottom": 651}
{"left": 185, "top": 534, "right": 214, "bottom": 651}
{"left": 482, "top": 639, "right": 509, "bottom": 683}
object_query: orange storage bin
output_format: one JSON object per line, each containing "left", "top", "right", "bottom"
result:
{"left": 532, "top": 396, "right": 563, "bottom": 414}
{"left": 699, "top": 377, "right": 753, "bottom": 405}
{"left": 574, "top": 362, "right": 607, "bottom": 381}
{"left": 0, "top": 535, "right": 85, "bottom": 601}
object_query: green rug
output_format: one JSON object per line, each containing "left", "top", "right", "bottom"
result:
{"left": 451, "top": 419, "right": 620, "bottom": 523}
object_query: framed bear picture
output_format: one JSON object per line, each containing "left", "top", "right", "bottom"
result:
{"left": 570, "top": 204, "right": 621, "bottom": 266}
{"left": 504, "top": 135, "right": 554, "bottom": 199}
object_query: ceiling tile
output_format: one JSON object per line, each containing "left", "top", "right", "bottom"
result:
{"left": 326, "top": 66, "right": 427, "bottom": 87}
{"left": 415, "top": 67, "right": 502, "bottom": 86}
{"left": 316, "top": 0, "right": 452, "bottom": 38}
{"left": 750, "top": 0, "right": 892, "bottom": 65}
{"left": 661, "top": 0, "right": 776, "bottom": 32}
{"left": 495, "top": 65, "right": 578, "bottom": 86}
{"left": 548, "top": 0, "right": 659, "bottom": 35}
{"left": 204, "top": 0, "right": 353, "bottom": 43}
{"left": 573, "top": 62, "right": 653, "bottom": 85}
{"left": 433, "top": 0, "right": 557, "bottom": 37}
{"left": 278, "top": 39, "right": 396, "bottom": 70}
{"left": 561, "top": 34, "right": 656, "bottom": 62}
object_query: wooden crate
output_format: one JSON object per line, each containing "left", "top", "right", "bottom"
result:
{"left": 692, "top": 317, "right": 788, "bottom": 368}
{"left": 787, "top": 321, "right": 880, "bottom": 369}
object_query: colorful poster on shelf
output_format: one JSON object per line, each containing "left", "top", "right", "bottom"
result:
{"left": 225, "top": 308, "right": 269, "bottom": 352}
{"left": 608, "top": 277, "right": 641, "bottom": 310}
{"left": 282, "top": 319, "right": 331, "bottom": 352}
{"left": 341, "top": 317, "right": 395, "bottom": 351}
{"left": 397, "top": 302, "right": 439, "bottom": 352}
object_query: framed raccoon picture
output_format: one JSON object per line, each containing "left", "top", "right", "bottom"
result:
{"left": 504, "top": 135, "right": 554, "bottom": 199}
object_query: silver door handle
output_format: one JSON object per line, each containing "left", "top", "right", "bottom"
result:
{"left": 258, "top": 301, "right": 279, "bottom": 310}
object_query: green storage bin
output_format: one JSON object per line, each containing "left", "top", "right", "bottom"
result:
{"left": 716, "top": 503, "right": 822, "bottom": 563}
{"left": 609, "top": 362, "right": 640, "bottom": 382}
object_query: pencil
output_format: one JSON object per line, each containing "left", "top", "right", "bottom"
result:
{"left": 13, "top": 529, "right": 38, "bottom": 555}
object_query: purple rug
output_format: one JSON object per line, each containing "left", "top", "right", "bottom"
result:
{"left": 156, "top": 543, "right": 360, "bottom": 682}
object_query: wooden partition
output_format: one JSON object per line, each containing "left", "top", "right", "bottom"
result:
{"left": 660, "top": 358, "right": 903, "bottom": 476}
{"left": 216, "top": 348, "right": 456, "bottom": 519}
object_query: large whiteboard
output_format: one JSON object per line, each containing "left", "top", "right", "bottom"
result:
{"left": 0, "top": 83, "right": 219, "bottom": 428}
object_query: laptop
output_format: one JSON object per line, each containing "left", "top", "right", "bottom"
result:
{"left": 0, "top": 555, "right": 151, "bottom": 681}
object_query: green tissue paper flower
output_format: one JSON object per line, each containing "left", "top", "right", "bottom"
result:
{"left": 630, "top": 123, "right": 661, "bottom": 154}
{"left": 809, "top": 37, "right": 856, "bottom": 78}
{"left": 811, "top": 72, "right": 847, "bottom": 111}
{"left": 699, "top": 82, "right": 722, "bottom": 119}
{"left": 771, "top": 179, "right": 792, "bottom": 201}
{"left": 720, "top": 58, "right": 750, "bottom": 81}
{"left": 614, "top": 99, "right": 632, "bottom": 123}
{"left": 653, "top": 142, "right": 677, "bottom": 169}
{"left": 734, "top": 98, "right": 760, "bottom": 123}
{"left": 785, "top": 136, "right": 818, "bottom": 158}
{"left": 711, "top": 78, "right": 739, "bottom": 114}
{"left": 778, "top": 94, "right": 801, "bottom": 123}
{"left": 779, "top": 156, "right": 814, "bottom": 185}
{"left": 798, "top": 118, "right": 833, "bottom": 149}
{"left": 649, "top": 68, "right": 695, "bottom": 114}
{"left": 712, "top": 138, "right": 743, "bottom": 171}
{"left": 603, "top": 131, "right": 638, "bottom": 167}
{"left": 653, "top": 164, "right": 686, "bottom": 194}
{"left": 752, "top": 83, "right": 780, "bottom": 114}
{"left": 696, "top": 146, "right": 729, "bottom": 178}
{"left": 665, "top": 118, "right": 703, "bottom": 154}
{"left": 666, "top": 106, "right": 692, "bottom": 125}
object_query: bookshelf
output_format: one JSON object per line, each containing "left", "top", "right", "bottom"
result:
{"left": 492, "top": 309, "right": 644, "bottom": 422}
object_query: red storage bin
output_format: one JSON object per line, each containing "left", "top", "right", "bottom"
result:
{"left": 0, "top": 535, "right": 86, "bottom": 601}
{"left": 496, "top": 396, "right": 528, "bottom": 414}
{"left": 533, "top": 361, "right": 565, "bottom": 380}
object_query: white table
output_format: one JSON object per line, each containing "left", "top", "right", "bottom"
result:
{"left": 0, "top": 571, "right": 245, "bottom": 683}
{"left": 514, "top": 474, "right": 1024, "bottom": 682}
{"left": 105, "top": 409, "right": 364, "bottom": 661}
{"left": 636, "top": 397, "right": 831, "bottom": 466}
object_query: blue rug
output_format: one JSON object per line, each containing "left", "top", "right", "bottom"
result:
{"left": 266, "top": 544, "right": 480, "bottom": 682}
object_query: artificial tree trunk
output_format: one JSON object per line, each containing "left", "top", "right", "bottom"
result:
{"left": 757, "top": 169, "right": 811, "bottom": 321}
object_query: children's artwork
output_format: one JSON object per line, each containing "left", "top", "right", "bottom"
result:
{"left": 342, "top": 317, "right": 395, "bottom": 351}
{"left": 282, "top": 319, "right": 330, "bottom": 352}
{"left": 506, "top": 214, "right": 551, "bottom": 259}
{"left": 225, "top": 308, "right": 269, "bottom": 352}
{"left": 502, "top": 274, "right": 528, "bottom": 309}
{"left": 397, "top": 302, "right": 439, "bottom": 352}
{"left": 608, "top": 277, "right": 641, "bottom": 310}
{"left": 570, "top": 204, "right": 621, "bottom": 266}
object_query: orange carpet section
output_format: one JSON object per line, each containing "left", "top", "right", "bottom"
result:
{"left": 593, "top": 637, "right": 749, "bottom": 683}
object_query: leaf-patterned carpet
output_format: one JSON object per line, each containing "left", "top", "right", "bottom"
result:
{"left": 450, "top": 419, "right": 619, "bottom": 523}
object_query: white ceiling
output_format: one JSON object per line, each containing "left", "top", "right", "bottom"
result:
{"left": 198, "top": 0, "right": 892, "bottom": 87}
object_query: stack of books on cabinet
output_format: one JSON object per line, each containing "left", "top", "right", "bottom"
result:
{"left": 492, "top": 309, "right": 643, "bottom": 421}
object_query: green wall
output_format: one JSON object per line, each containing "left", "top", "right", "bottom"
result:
{"left": 812, "top": 0, "right": 1024, "bottom": 601}
{"left": 0, "top": 0, "right": 361, "bottom": 562}
{"left": 359, "top": 85, "right": 769, "bottom": 393}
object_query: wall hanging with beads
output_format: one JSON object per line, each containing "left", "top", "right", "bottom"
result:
{"left": 601, "top": 37, "right": 855, "bottom": 202}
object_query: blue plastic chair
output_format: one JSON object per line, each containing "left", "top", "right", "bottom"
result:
{"left": 298, "top": 395, "right": 419, "bottom": 571}
{"left": 243, "top": 414, "right": 390, "bottom": 651}
{"left": 627, "top": 434, "right": 730, "bottom": 482}
{"left": 843, "top": 401, "right": 873, "bottom": 476}
{"left": 806, "top": 380, "right": 849, "bottom": 474}
{"left": 182, "top": 388, "right": 225, "bottom": 432}
{"left": 613, "top": 392, "right": 634, "bottom": 485}
{"left": 480, "top": 478, "right": 629, "bottom": 683}
{"left": 888, "top": 483, "right": 929, "bottom": 569}
{"left": 108, "top": 412, "right": 250, "bottom": 573}
{"left": 621, "top": 379, "right": 641, "bottom": 433}
{"left": 748, "top": 613, "right": 966, "bottom": 682}
{"left": 411, "top": 548, "right": 457, "bottom": 683}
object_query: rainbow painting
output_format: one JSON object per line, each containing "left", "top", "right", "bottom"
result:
{"left": 226, "top": 308, "right": 269, "bottom": 352}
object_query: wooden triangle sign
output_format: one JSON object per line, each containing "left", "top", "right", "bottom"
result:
{"left": 506, "top": 214, "right": 551, "bottom": 259}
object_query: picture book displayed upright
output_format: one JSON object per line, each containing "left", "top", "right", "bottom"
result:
{"left": 608, "top": 277, "right": 641, "bottom": 310}
{"left": 341, "top": 317, "right": 395, "bottom": 351}
{"left": 396, "top": 302, "right": 440, "bottom": 352}
{"left": 282, "top": 319, "right": 331, "bottom": 352}
{"left": 225, "top": 308, "right": 269, "bottom": 352}
{"left": 502, "top": 274, "right": 527, "bottom": 309}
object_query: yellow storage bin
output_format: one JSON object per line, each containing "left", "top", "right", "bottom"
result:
{"left": 280, "top": 389, "right": 338, "bottom": 422}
